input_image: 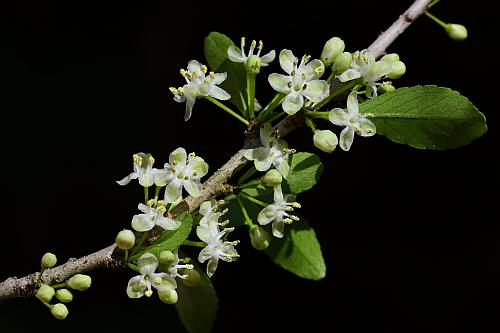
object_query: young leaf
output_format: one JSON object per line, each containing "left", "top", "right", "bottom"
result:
{"left": 283, "top": 152, "right": 324, "bottom": 194}
{"left": 204, "top": 32, "right": 247, "bottom": 112}
{"left": 360, "top": 85, "right": 487, "bottom": 149}
{"left": 130, "top": 213, "right": 192, "bottom": 259}
{"left": 176, "top": 270, "right": 218, "bottom": 333}
{"left": 265, "top": 217, "right": 326, "bottom": 280}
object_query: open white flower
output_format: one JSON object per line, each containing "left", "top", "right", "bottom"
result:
{"left": 163, "top": 147, "right": 209, "bottom": 203}
{"left": 257, "top": 185, "right": 300, "bottom": 238}
{"left": 268, "top": 49, "right": 328, "bottom": 115}
{"left": 117, "top": 153, "right": 169, "bottom": 187}
{"left": 165, "top": 250, "right": 195, "bottom": 280}
{"left": 243, "top": 122, "right": 291, "bottom": 179}
{"left": 170, "top": 60, "right": 230, "bottom": 121}
{"left": 228, "top": 38, "right": 275, "bottom": 70}
{"left": 328, "top": 91, "right": 376, "bottom": 151}
{"left": 126, "top": 253, "right": 177, "bottom": 298}
{"left": 338, "top": 50, "right": 393, "bottom": 98}
{"left": 196, "top": 201, "right": 239, "bottom": 277}
{"left": 131, "top": 203, "right": 180, "bottom": 232}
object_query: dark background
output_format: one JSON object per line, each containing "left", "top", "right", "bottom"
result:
{"left": 1, "top": 1, "right": 498, "bottom": 332}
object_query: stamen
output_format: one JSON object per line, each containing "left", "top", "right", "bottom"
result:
{"left": 209, "top": 72, "right": 215, "bottom": 80}
{"left": 147, "top": 199, "right": 155, "bottom": 207}
{"left": 290, "top": 215, "right": 300, "bottom": 221}
{"left": 249, "top": 40, "right": 256, "bottom": 56}
{"left": 145, "top": 290, "right": 153, "bottom": 297}
{"left": 257, "top": 40, "right": 263, "bottom": 56}
{"left": 283, "top": 218, "right": 293, "bottom": 224}
{"left": 178, "top": 87, "right": 184, "bottom": 94}
{"left": 133, "top": 154, "right": 143, "bottom": 166}
{"left": 169, "top": 87, "right": 178, "bottom": 95}
{"left": 201, "top": 65, "right": 208, "bottom": 74}
{"left": 291, "top": 202, "right": 301, "bottom": 208}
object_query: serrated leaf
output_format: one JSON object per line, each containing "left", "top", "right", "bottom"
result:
{"left": 131, "top": 213, "right": 192, "bottom": 260}
{"left": 283, "top": 152, "right": 324, "bottom": 194}
{"left": 176, "top": 271, "right": 218, "bottom": 333}
{"left": 360, "top": 85, "right": 487, "bottom": 149}
{"left": 265, "top": 217, "right": 326, "bottom": 280}
{"left": 204, "top": 32, "right": 247, "bottom": 112}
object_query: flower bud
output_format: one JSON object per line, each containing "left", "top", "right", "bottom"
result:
{"left": 321, "top": 37, "right": 345, "bottom": 66}
{"left": 182, "top": 269, "right": 201, "bottom": 287}
{"left": 36, "top": 284, "right": 55, "bottom": 303}
{"left": 387, "top": 61, "right": 406, "bottom": 79}
{"left": 159, "top": 250, "right": 176, "bottom": 265}
{"left": 50, "top": 303, "right": 68, "bottom": 320}
{"left": 313, "top": 130, "right": 338, "bottom": 153}
{"left": 249, "top": 225, "right": 271, "bottom": 250}
{"left": 446, "top": 23, "right": 467, "bottom": 41}
{"left": 261, "top": 169, "right": 282, "bottom": 186}
{"left": 246, "top": 55, "right": 262, "bottom": 74}
{"left": 158, "top": 289, "right": 178, "bottom": 304}
{"left": 41, "top": 252, "right": 57, "bottom": 269}
{"left": 378, "top": 83, "right": 396, "bottom": 94}
{"left": 67, "top": 274, "right": 92, "bottom": 291}
{"left": 115, "top": 229, "right": 135, "bottom": 250}
{"left": 381, "top": 53, "right": 399, "bottom": 63}
{"left": 55, "top": 289, "right": 73, "bottom": 303}
{"left": 331, "top": 52, "right": 352, "bottom": 75}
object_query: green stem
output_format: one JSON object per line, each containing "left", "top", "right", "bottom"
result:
{"left": 128, "top": 263, "right": 139, "bottom": 273}
{"left": 237, "top": 166, "right": 258, "bottom": 184}
{"left": 51, "top": 282, "right": 67, "bottom": 289}
{"left": 205, "top": 96, "right": 250, "bottom": 125}
{"left": 125, "top": 249, "right": 129, "bottom": 261}
{"left": 36, "top": 295, "right": 52, "bottom": 308}
{"left": 258, "top": 93, "right": 285, "bottom": 121}
{"left": 427, "top": 0, "right": 441, "bottom": 9}
{"left": 238, "top": 179, "right": 261, "bottom": 189}
{"left": 265, "top": 111, "right": 287, "bottom": 124}
{"left": 247, "top": 74, "right": 256, "bottom": 119}
{"left": 425, "top": 11, "right": 447, "bottom": 29}
{"left": 306, "top": 111, "right": 330, "bottom": 120}
{"left": 144, "top": 187, "right": 149, "bottom": 204}
{"left": 304, "top": 117, "right": 317, "bottom": 133}
{"left": 239, "top": 192, "right": 268, "bottom": 207}
{"left": 182, "top": 240, "right": 206, "bottom": 248}
{"left": 153, "top": 186, "right": 161, "bottom": 205}
{"left": 36, "top": 268, "right": 45, "bottom": 287}
{"left": 132, "top": 231, "right": 149, "bottom": 256}
{"left": 327, "top": 71, "right": 336, "bottom": 84}
{"left": 236, "top": 196, "right": 254, "bottom": 227}
{"left": 313, "top": 81, "right": 357, "bottom": 111}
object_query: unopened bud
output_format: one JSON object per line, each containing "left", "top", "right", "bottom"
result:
{"left": 331, "top": 52, "right": 352, "bottom": 75}
{"left": 321, "top": 37, "right": 345, "bottom": 66}
{"left": 50, "top": 303, "right": 68, "bottom": 320}
{"left": 378, "top": 83, "right": 396, "bottom": 94}
{"left": 261, "top": 169, "right": 282, "bottom": 186}
{"left": 313, "top": 130, "right": 338, "bottom": 153}
{"left": 381, "top": 53, "right": 400, "bottom": 63}
{"left": 36, "top": 284, "right": 55, "bottom": 303}
{"left": 67, "top": 274, "right": 92, "bottom": 291}
{"left": 387, "top": 61, "right": 406, "bottom": 79}
{"left": 182, "top": 269, "right": 201, "bottom": 287}
{"left": 41, "top": 252, "right": 57, "bottom": 269}
{"left": 159, "top": 250, "right": 176, "bottom": 265}
{"left": 446, "top": 23, "right": 467, "bottom": 41}
{"left": 55, "top": 289, "right": 73, "bottom": 303}
{"left": 158, "top": 289, "right": 178, "bottom": 304}
{"left": 249, "top": 225, "right": 271, "bottom": 250}
{"left": 115, "top": 229, "right": 136, "bottom": 250}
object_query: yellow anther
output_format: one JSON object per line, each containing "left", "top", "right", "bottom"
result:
{"left": 221, "top": 208, "right": 229, "bottom": 215}
{"left": 218, "top": 199, "right": 225, "bottom": 205}
{"left": 224, "top": 227, "right": 235, "bottom": 233}
{"left": 147, "top": 199, "right": 155, "bottom": 207}
{"left": 201, "top": 65, "right": 208, "bottom": 73}
{"left": 147, "top": 154, "right": 155, "bottom": 165}
{"left": 283, "top": 218, "right": 293, "bottom": 224}
{"left": 314, "top": 67, "right": 324, "bottom": 75}
{"left": 133, "top": 154, "right": 143, "bottom": 166}
{"left": 219, "top": 220, "right": 229, "bottom": 227}
{"left": 145, "top": 290, "right": 153, "bottom": 297}
{"left": 302, "top": 55, "right": 311, "bottom": 63}
{"left": 157, "top": 206, "right": 166, "bottom": 215}
{"left": 180, "top": 68, "right": 187, "bottom": 77}
{"left": 181, "top": 274, "right": 189, "bottom": 279}
{"left": 209, "top": 71, "right": 215, "bottom": 80}
{"left": 188, "top": 152, "right": 196, "bottom": 158}
{"left": 290, "top": 215, "right": 300, "bottom": 221}
{"left": 156, "top": 200, "right": 164, "bottom": 206}
{"left": 154, "top": 276, "right": 162, "bottom": 285}
{"left": 292, "top": 202, "right": 301, "bottom": 208}
{"left": 178, "top": 87, "right": 184, "bottom": 94}
{"left": 251, "top": 40, "right": 257, "bottom": 48}
{"left": 241, "top": 37, "right": 246, "bottom": 48}
{"left": 258, "top": 40, "right": 263, "bottom": 50}
{"left": 186, "top": 264, "right": 194, "bottom": 270}
{"left": 169, "top": 87, "right": 178, "bottom": 94}
{"left": 139, "top": 280, "right": 147, "bottom": 289}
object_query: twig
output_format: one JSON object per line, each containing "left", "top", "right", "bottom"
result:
{"left": 0, "top": 0, "right": 430, "bottom": 301}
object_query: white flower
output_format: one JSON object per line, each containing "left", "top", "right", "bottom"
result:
{"left": 163, "top": 147, "right": 209, "bottom": 203}
{"left": 338, "top": 50, "right": 393, "bottom": 98}
{"left": 170, "top": 60, "right": 231, "bottom": 121}
{"left": 257, "top": 185, "right": 300, "bottom": 238}
{"left": 126, "top": 253, "right": 177, "bottom": 298}
{"left": 228, "top": 38, "right": 276, "bottom": 70}
{"left": 117, "top": 153, "right": 169, "bottom": 187}
{"left": 131, "top": 203, "right": 180, "bottom": 232}
{"left": 328, "top": 91, "right": 376, "bottom": 151}
{"left": 268, "top": 49, "right": 329, "bottom": 115}
{"left": 166, "top": 250, "right": 194, "bottom": 280}
{"left": 243, "top": 122, "right": 291, "bottom": 179}
{"left": 196, "top": 201, "right": 239, "bottom": 277}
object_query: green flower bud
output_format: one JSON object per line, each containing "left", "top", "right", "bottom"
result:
{"left": 36, "top": 284, "right": 55, "bottom": 303}
{"left": 321, "top": 37, "right": 345, "bottom": 66}
{"left": 50, "top": 303, "right": 68, "bottom": 320}
{"left": 55, "top": 289, "right": 73, "bottom": 303}
{"left": 182, "top": 269, "right": 201, "bottom": 287}
{"left": 159, "top": 250, "right": 176, "bottom": 265}
{"left": 249, "top": 225, "right": 271, "bottom": 250}
{"left": 331, "top": 52, "right": 352, "bottom": 75}
{"left": 41, "top": 252, "right": 57, "bottom": 269}
{"left": 158, "top": 289, "right": 178, "bottom": 305}
{"left": 261, "top": 169, "right": 283, "bottom": 186}
{"left": 446, "top": 23, "right": 467, "bottom": 41}
{"left": 381, "top": 53, "right": 400, "bottom": 63}
{"left": 387, "top": 61, "right": 406, "bottom": 79}
{"left": 115, "top": 229, "right": 135, "bottom": 250}
{"left": 313, "top": 130, "right": 338, "bottom": 153}
{"left": 246, "top": 55, "right": 261, "bottom": 74}
{"left": 378, "top": 82, "right": 396, "bottom": 94}
{"left": 67, "top": 274, "right": 91, "bottom": 291}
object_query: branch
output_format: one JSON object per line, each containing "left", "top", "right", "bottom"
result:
{"left": 0, "top": 0, "right": 430, "bottom": 301}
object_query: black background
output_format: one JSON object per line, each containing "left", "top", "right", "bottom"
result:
{"left": 1, "top": 1, "right": 498, "bottom": 332}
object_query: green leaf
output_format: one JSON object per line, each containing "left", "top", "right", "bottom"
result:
{"left": 204, "top": 32, "right": 247, "bottom": 112}
{"left": 176, "top": 270, "right": 218, "bottom": 333}
{"left": 360, "top": 85, "right": 487, "bottom": 149}
{"left": 265, "top": 217, "right": 326, "bottom": 280}
{"left": 283, "top": 152, "right": 324, "bottom": 194}
{"left": 130, "top": 213, "right": 192, "bottom": 260}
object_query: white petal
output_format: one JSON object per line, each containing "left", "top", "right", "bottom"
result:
{"left": 282, "top": 93, "right": 304, "bottom": 115}
{"left": 116, "top": 173, "right": 138, "bottom": 186}
{"left": 198, "top": 246, "right": 213, "bottom": 264}
{"left": 260, "top": 122, "right": 273, "bottom": 147}
{"left": 257, "top": 206, "right": 276, "bottom": 226}
{"left": 137, "top": 203, "right": 150, "bottom": 214}
{"left": 138, "top": 253, "right": 159, "bottom": 275}
{"left": 126, "top": 276, "right": 145, "bottom": 298}
{"left": 169, "top": 147, "right": 187, "bottom": 169}
{"left": 272, "top": 220, "right": 285, "bottom": 238}
{"left": 328, "top": 108, "right": 349, "bottom": 126}
{"left": 304, "top": 59, "right": 325, "bottom": 80}
{"left": 132, "top": 214, "right": 154, "bottom": 232}
{"left": 274, "top": 158, "right": 290, "bottom": 180}
{"left": 339, "top": 126, "right": 355, "bottom": 151}
{"left": 154, "top": 169, "right": 171, "bottom": 187}
{"left": 156, "top": 216, "right": 181, "bottom": 230}
{"left": 199, "top": 201, "right": 213, "bottom": 217}
{"left": 347, "top": 91, "right": 359, "bottom": 117}
{"left": 209, "top": 86, "right": 231, "bottom": 100}
{"left": 206, "top": 257, "right": 219, "bottom": 277}
{"left": 260, "top": 50, "right": 276, "bottom": 64}
{"left": 227, "top": 46, "right": 246, "bottom": 63}
{"left": 138, "top": 173, "right": 155, "bottom": 187}
{"left": 184, "top": 96, "right": 196, "bottom": 121}
{"left": 187, "top": 156, "right": 209, "bottom": 179}
{"left": 242, "top": 148, "right": 256, "bottom": 161}
{"left": 164, "top": 179, "right": 183, "bottom": 203}
{"left": 279, "top": 49, "right": 296, "bottom": 75}
{"left": 174, "top": 93, "right": 186, "bottom": 103}
{"left": 268, "top": 73, "right": 291, "bottom": 94}
{"left": 196, "top": 224, "right": 213, "bottom": 243}
{"left": 212, "top": 72, "right": 227, "bottom": 85}
{"left": 302, "top": 80, "right": 328, "bottom": 103}
{"left": 184, "top": 180, "right": 201, "bottom": 197}
{"left": 338, "top": 69, "right": 362, "bottom": 82}
{"left": 187, "top": 60, "right": 203, "bottom": 73}
{"left": 356, "top": 118, "right": 376, "bottom": 137}
{"left": 254, "top": 155, "right": 274, "bottom": 172}
{"left": 273, "top": 184, "right": 285, "bottom": 203}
